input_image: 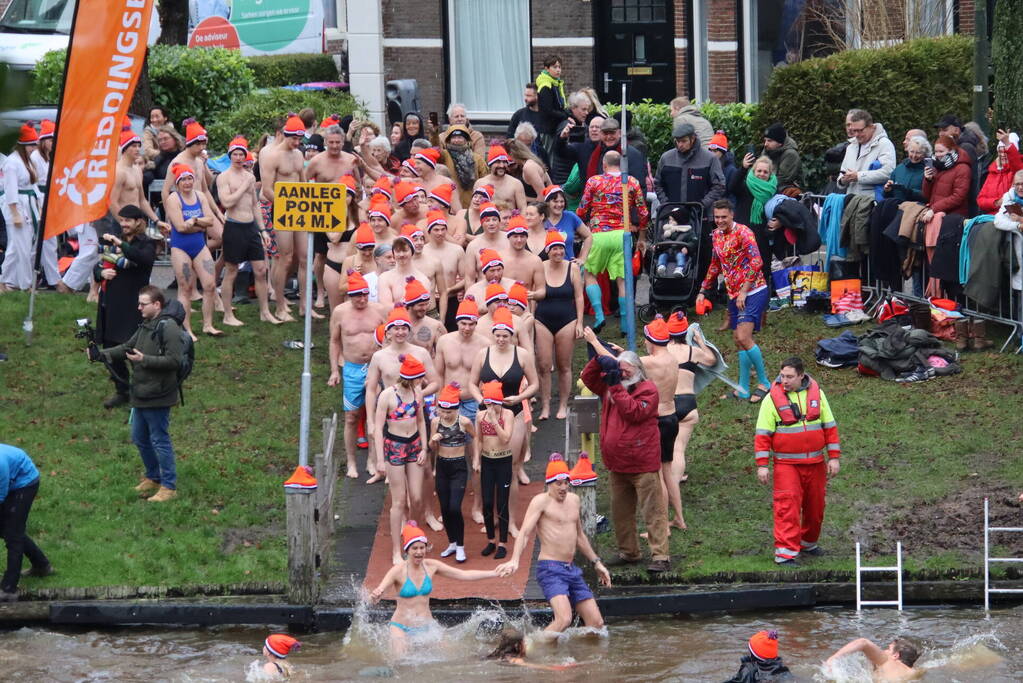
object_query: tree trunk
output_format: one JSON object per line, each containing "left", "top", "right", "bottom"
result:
{"left": 157, "top": 0, "right": 190, "bottom": 46}
{"left": 130, "top": 49, "right": 154, "bottom": 117}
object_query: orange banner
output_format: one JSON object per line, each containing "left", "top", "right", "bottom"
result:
{"left": 44, "top": 0, "right": 154, "bottom": 239}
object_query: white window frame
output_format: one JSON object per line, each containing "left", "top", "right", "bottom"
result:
{"left": 446, "top": 0, "right": 531, "bottom": 119}
{"left": 325, "top": 0, "right": 346, "bottom": 41}
{"left": 692, "top": 0, "right": 709, "bottom": 103}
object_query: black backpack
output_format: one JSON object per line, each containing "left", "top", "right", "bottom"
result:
{"left": 154, "top": 299, "right": 195, "bottom": 404}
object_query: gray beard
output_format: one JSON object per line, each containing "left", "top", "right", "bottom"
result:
{"left": 621, "top": 374, "right": 641, "bottom": 388}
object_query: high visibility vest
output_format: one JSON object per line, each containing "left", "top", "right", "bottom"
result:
{"left": 755, "top": 377, "right": 840, "bottom": 466}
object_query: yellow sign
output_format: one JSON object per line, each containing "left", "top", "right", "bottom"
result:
{"left": 272, "top": 182, "right": 347, "bottom": 232}
{"left": 627, "top": 66, "right": 653, "bottom": 76}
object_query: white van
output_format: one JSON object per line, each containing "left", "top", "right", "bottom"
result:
{"left": 0, "top": 0, "right": 324, "bottom": 71}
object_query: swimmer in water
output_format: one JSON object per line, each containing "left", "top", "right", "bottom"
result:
{"left": 486, "top": 627, "right": 579, "bottom": 671}
{"left": 826, "top": 637, "right": 921, "bottom": 681}
{"left": 722, "top": 629, "right": 793, "bottom": 682}
{"left": 369, "top": 520, "right": 505, "bottom": 659}
{"left": 261, "top": 633, "right": 300, "bottom": 679}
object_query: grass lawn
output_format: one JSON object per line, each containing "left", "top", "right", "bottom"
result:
{"left": 580, "top": 306, "right": 1023, "bottom": 583}
{"left": 1, "top": 290, "right": 338, "bottom": 592}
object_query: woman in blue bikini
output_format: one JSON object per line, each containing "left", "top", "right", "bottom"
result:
{"left": 164, "top": 163, "right": 221, "bottom": 340}
{"left": 369, "top": 521, "right": 506, "bottom": 659}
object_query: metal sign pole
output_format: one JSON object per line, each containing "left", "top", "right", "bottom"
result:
{"left": 620, "top": 83, "right": 636, "bottom": 352}
{"left": 298, "top": 231, "right": 315, "bottom": 467}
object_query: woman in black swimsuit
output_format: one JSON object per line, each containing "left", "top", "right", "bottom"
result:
{"left": 523, "top": 201, "right": 550, "bottom": 258}
{"left": 469, "top": 306, "right": 539, "bottom": 537}
{"left": 665, "top": 310, "right": 716, "bottom": 492}
{"left": 533, "top": 230, "right": 584, "bottom": 421}
{"left": 429, "top": 382, "right": 476, "bottom": 563}
{"left": 323, "top": 175, "right": 361, "bottom": 312}
{"left": 458, "top": 185, "right": 490, "bottom": 242}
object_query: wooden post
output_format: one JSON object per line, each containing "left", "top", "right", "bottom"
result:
{"left": 286, "top": 487, "right": 318, "bottom": 604}
{"left": 568, "top": 406, "right": 598, "bottom": 538}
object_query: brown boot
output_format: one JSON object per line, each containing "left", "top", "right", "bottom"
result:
{"left": 971, "top": 319, "right": 994, "bottom": 351}
{"left": 133, "top": 478, "right": 160, "bottom": 495}
{"left": 954, "top": 319, "right": 971, "bottom": 351}
{"left": 147, "top": 486, "right": 177, "bottom": 503}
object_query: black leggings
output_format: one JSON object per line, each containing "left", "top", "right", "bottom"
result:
{"left": 480, "top": 454, "right": 512, "bottom": 543}
{"left": 1, "top": 480, "right": 48, "bottom": 593}
{"left": 435, "top": 456, "right": 468, "bottom": 546}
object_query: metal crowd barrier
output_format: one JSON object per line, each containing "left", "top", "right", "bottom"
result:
{"left": 797, "top": 193, "right": 1023, "bottom": 354}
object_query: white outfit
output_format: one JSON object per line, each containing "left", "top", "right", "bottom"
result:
{"left": 61, "top": 222, "right": 99, "bottom": 290}
{"left": 836, "top": 122, "right": 897, "bottom": 197}
{"left": 1, "top": 152, "right": 43, "bottom": 289}
{"left": 993, "top": 189, "right": 1023, "bottom": 292}
{"left": 365, "top": 270, "right": 380, "bottom": 302}
{"left": 29, "top": 149, "right": 61, "bottom": 285}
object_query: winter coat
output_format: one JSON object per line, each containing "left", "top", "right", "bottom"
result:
{"left": 100, "top": 312, "right": 183, "bottom": 409}
{"left": 857, "top": 321, "right": 959, "bottom": 380}
{"left": 655, "top": 145, "right": 725, "bottom": 211}
{"left": 394, "top": 113, "right": 428, "bottom": 161}
{"left": 922, "top": 152, "right": 971, "bottom": 216}
{"left": 587, "top": 142, "right": 648, "bottom": 189}
{"left": 94, "top": 232, "right": 155, "bottom": 345}
{"left": 0, "top": 444, "right": 40, "bottom": 503}
{"left": 720, "top": 151, "right": 739, "bottom": 205}
{"left": 728, "top": 166, "right": 760, "bottom": 228}
{"left": 722, "top": 654, "right": 794, "bottom": 682}
{"left": 770, "top": 199, "right": 821, "bottom": 257}
{"left": 671, "top": 105, "right": 714, "bottom": 148}
{"left": 535, "top": 70, "right": 568, "bottom": 135}
{"left": 436, "top": 125, "right": 486, "bottom": 158}
{"left": 992, "top": 189, "right": 1023, "bottom": 291}
{"left": 837, "top": 123, "right": 897, "bottom": 196}
{"left": 977, "top": 145, "right": 1023, "bottom": 214}
{"left": 884, "top": 159, "right": 926, "bottom": 203}
{"left": 551, "top": 116, "right": 589, "bottom": 184}
{"left": 764, "top": 136, "right": 802, "bottom": 191}
{"left": 580, "top": 357, "right": 660, "bottom": 474}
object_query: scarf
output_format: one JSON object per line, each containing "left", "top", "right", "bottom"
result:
{"left": 937, "top": 149, "right": 959, "bottom": 170}
{"left": 744, "top": 171, "right": 778, "bottom": 225}
{"left": 587, "top": 142, "right": 619, "bottom": 180}
{"left": 448, "top": 144, "right": 478, "bottom": 190}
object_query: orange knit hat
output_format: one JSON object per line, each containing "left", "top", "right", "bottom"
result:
{"left": 398, "top": 223, "right": 423, "bottom": 249}
{"left": 479, "top": 248, "right": 503, "bottom": 272}
{"left": 643, "top": 315, "right": 670, "bottom": 345}
{"left": 403, "top": 276, "right": 430, "bottom": 306}
{"left": 119, "top": 128, "right": 141, "bottom": 151}
{"left": 401, "top": 520, "right": 428, "bottom": 552}
{"left": 228, "top": 135, "right": 249, "bottom": 154}
{"left": 282, "top": 113, "right": 305, "bottom": 137}
{"left": 414, "top": 147, "right": 441, "bottom": 168}
{"left": 368, "top": 199, "right": 392, "bottom": 224}
{"left": 354, "top": 222, "right": 375, "bottom": 248}
{"left": 708, "top": 130, "right": 729, "bottom": 152}
{"left": 429, "top": 183, "right": 453, "bottom": 207}
{"left": 473, "top": 184, "right": 495, "bottom": 201}
{"left": 455, "top": 295, "right": 479, "bottom": 321}
{"left": 487, "top": 145, "right": 510, "bottom": 165}
{"left": 395, "top": 180, "right": 419, "bottom": 205}
{"left": 749, "top": 630, "right": 779, "bottom": 660}
{"left": 398, "top": 353, "right": 426, "bottom": 380}
{"left": 339, "top": 174, "right": 358, "bottom": 196}
{"left": 183, "top": 117, "right": 207, "bottom": 145}
{"left": 667, "top": 310, "right": 689, "bottom": 336}
{"left": 569, "top": 451, "right": 598, "bottom": 485}
{"left": 319, "top": 113, "right": 340, "bottom": 129}
{"left": 479, "top": 202, "right": 500, "bottom": 220}
{"left": 542, "top": 184, "right": 565, "bottom": 202}
{"left": 481, "top": 380, "right": 504, "bottom": 404}
{"left": 507, "top": 281, "right": 528, "bottom": 309}
{"left": 545, "top": 452, "right": 570, "bottom": 484}
{"left": 372, "top": 175, "right": 394, "bottom": 200}
{"left": 385, "top": 305, "right": 412, "bottom": 330}
{"left": 38, "top": 119, "right": 55, "bottom": 139}
{"left": 491, "top": 305, "right": 515, "bottom": 333}
{"left": 505, "top": 215, "right": 528, "bottom": 235}
{"left": 283, "top": 465, "right": 317, "bottom": 490}
{"left": 437, "top": 382, "right": 461, "bottom": 409}
{"left": 265, "top": 633, "right": 301, "bottom": 659}
{"left": 426, "top": 210, "right": 448, "bottom": 231}
{"left": 374, "top": 324, "right": 387, "bottom": 347}
{"left": 170, "top": 163, "right": 194, "bottom": 185}
{"left": 484, "top": 283, "right": 508, "bottom": 307}
{"left": 347, "top": 270, "right": 370, "bottom": 296}
{"left": 544, "top": 230, "right": 567, "bottom": 252}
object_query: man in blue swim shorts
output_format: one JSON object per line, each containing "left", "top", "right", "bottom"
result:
{"left": 497, "top": 454, "right": 611, "bottom": 635}
{"left": 328, "top": 271, "right": 388, "bottom": 481}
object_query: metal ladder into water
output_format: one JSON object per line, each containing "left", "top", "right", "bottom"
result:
{"left": 983, "top": 497, "right": 1023, "bottom": 610}
{"left": 855, "top": 541, "right": 903, "bottom": 610}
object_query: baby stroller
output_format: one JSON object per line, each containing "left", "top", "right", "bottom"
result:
{"left": 639, "top": 202, "right": 703, "bottom": 322}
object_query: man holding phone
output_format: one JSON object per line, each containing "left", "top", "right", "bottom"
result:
{"left": 836, "top": 109, "right": 896, "bottom": 197}
{"left": 762, "top": 123, "right": 802, "bottom": 192}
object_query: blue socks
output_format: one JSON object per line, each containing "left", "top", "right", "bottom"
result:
{"left": 748, "top": 344, "right": 770, "bottom": 387}
{"left": 737, "top": 349, "right": 752, "bottom": 398}
{"left": 618, "top": 296, "right": 629, "bottom": 328}
{"left": 586, "top": 284, "right": 604, "bottom": 328}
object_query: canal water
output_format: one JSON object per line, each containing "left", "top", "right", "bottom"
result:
{"left": 2, "top": 605, "right": 1019, "bottom": 681}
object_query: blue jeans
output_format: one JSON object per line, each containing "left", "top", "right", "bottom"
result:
{"left": 131, "top": 407, "right": 176, "bottom": 490}
{"left": 657, "top": 249, "right": 687, "bottom": 270}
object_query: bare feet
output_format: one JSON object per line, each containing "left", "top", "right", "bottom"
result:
{"left": 213, "top": 295, "right": 225, "bottom": 313}
{"left": 56, "top": 281, "right": 73, "bottom": 294}
{"left": 222, "top": 316, "right": 245, "bottom": 327}
{"left": 670, "top": 519, "right": 687, "bottom": 531}
{"left": 203, "top": 326, "right": 224, "bottom": 337}
{"left": 537, "top": 408, "right": 549, "bottom": 421}
{"left": 426, "top": 514, "right": 444, "bottom": 532}
{"left": 509, "top": 525, "right": 519, "bottom": 539}
{"left": 679, "top": 474, "right": 689, "bottom": 483}
{"left": 86, "top": 292, "right": 98, "bottom": 303}
{"left": 346, "top": 466, "right": 358, "bottom": 479}
{"left": 187, "top": 331, "right": 198, "bottom": 342}
{"left": 366, "top": 473, "right": 385, "bottom": 484}
{"left": 518, "top": 469, "right": 531, "bottom": 485}
{"left": 556, "top": 406, "right": 568, "bottom": 420}
{"left": 314, "top": 296, "right": 326, "bottom": 309}
{"left": 275, "top": 309, "right": 296, "bottom": 323}
{"left": 471, "top": 510, "right": 484, "bottom": 524}
{"left": 300, "top": 307, "right": 325, "bottom": 320}
{"left": 260, "top": 312, "right": 283, "bottom": 325}
{"left": 717, "top": 316, "right": 729, "bottom": 332}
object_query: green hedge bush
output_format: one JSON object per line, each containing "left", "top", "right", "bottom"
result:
{"left": 31, "top": 45, "right": 255, "bottom": 127}
{"left": 755, "top": 35, "right": 973, "bottom": 158}
{"left": 992, "top": 1, "right": 1022, "bottom": 134}
{"left": 206, "top": 88, "right": 364, "bottom": 151}
{"left": 605, "top": 99, "right": 760, "bottom": 166}
{"left": 246, "top": 53, "right": 339, "bottom": 88}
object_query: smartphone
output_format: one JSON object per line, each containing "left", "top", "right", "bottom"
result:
{"left": 429, "top": 111, "right": 439, "bottom": 128}
{"left": 745, "top": 144, "right": 755, "bottom": 157}
{"left": 923, "top": 158, "right": 934, "bottom": 171}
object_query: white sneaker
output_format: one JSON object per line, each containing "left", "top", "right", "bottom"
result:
{"left": 455, "top": 546, "right": 466, "bottom": 563}
{"left": 656, "top": 264, "right": 667, "bottom": 276}
{"left": 440, "top": 542, "right": 457, "bottom": 558}
{"left": 673, "top": 266, "right": 684, "bottom": 278}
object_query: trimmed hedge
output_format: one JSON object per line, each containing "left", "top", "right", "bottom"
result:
{"left": 246, "top": 53, "right": 339, "bottom": 88}
{"left": 992, "top": 2, "right": 1023, "bottom": 134}
{"left": 32, "top": 45, "right": 254, "bottom": 127}
{"left": 754, "top": 35, "right": 974, "bottom": 158}
{"left": 206, "top": 88, "right": 364, "bottom": 151}
{"left": 605, "top": 99, "right": 760, "bottom": 166}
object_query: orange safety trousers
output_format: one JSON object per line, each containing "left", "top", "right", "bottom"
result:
{"left": 772, "top": 460, "right": 827, "bottom": 562}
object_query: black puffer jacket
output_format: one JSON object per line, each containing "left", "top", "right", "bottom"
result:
{"left": 722, "top": 655, "right": 794, "bottom": 682}
{"left": 858, "top": 321, "right": 961, "bottom": 380}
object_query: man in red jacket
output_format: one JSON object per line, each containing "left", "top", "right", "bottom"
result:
{"left": 581, "top": 328, "right": 671, "bottom": 572}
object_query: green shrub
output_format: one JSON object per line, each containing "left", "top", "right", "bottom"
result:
{"left": 246, "top": 53, "right": 339, "bottom": 89}
{"left": 29, "top": 46, "right": 255, "bottom": 126}
{"left": 606, "top": 100, "right": 760, "bottom": 166}
{"left": 992, "top": 2, "right": 1023, "bottom": 133}
{"left": 31, "top": 49, "right": 65, "bottom": 103}
{"left": 755, "top": 35, "right": 973, "bottom": 158}
{"left": 148, "top": 46, "right": 255, "bottom": 126}
{"left": 206, "top": 88, "right": 365, "bottom": 151}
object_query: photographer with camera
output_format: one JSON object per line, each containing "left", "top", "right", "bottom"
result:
{"left": 89, "top": 285, "right": 183, "bottom": 503}
{"left": 92, "top": 205, "right": 156, "bottom": 409}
